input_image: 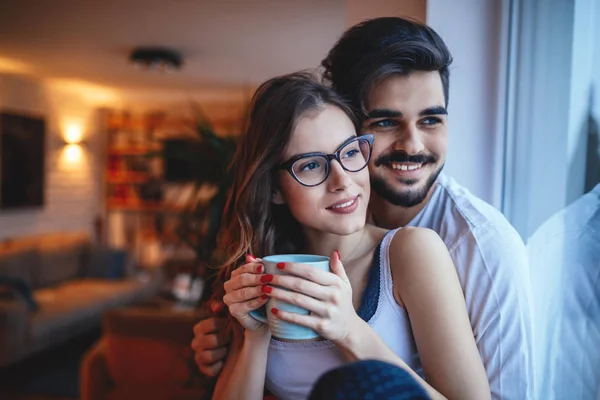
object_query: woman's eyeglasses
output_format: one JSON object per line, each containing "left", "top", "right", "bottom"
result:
{"left": 277, "top": 134, "right": 374, "bottom": 187}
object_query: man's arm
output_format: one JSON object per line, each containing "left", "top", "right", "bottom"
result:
{"left": 452, "top": 223, "right": 533, "bottom": 400}
{"left": 193, "top": 255, "right": 266, "bottom": 379}
{"left": 191, "top": 301, "right": 231, "bottom": 377}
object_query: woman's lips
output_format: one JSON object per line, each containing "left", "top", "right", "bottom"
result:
{"left": 326, "top": 196, "right": 359, "bottom": 214}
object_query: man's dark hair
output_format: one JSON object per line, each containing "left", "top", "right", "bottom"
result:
{"left": 321, "top": 17, "right": 453, "bottom": 118}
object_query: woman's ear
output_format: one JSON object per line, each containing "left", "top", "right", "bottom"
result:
{"left": 272, "top": 188, "right": 286, "bottom": 205}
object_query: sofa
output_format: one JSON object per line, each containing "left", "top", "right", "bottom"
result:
{"left": 0, "top": 232, "right": 163, "bottom": 367}
{"left": 80, "top": 304, "right": 211, "bottom": 400}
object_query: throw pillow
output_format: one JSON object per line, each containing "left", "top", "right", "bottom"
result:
{"left": 86, "top": 247, "right": 130, "bottom": 279}
{"left": 0, "top": 275, "right": 39, "bottom": 311}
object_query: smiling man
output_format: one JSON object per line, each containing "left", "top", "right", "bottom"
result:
{"left": 363, "top": 71, "right": 448, "bottom": 222}
{"left": 321, "top": 17, "right": 533, "bottom": 400}
{"left": 191, "top": 17, "right": 533, "bottom": 400}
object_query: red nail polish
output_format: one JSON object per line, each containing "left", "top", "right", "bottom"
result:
{"left": 210, "top": 301, "right": 224, "bottom": 314}
{"left": 248, "top": 253, "right": 255, "bottom": 259}
{"left": 271, "top": 308, "right": 279, "bottom": 315}
{"left": 277, "top": 262, "right": 285, "bottom": 269}
{"left": 260, "top": 274, "right": 273, "bottom": 283}
{"left": 262, "top": 285, "right": 272, "bottom": 294}
{"left": 261, "top": 295, "right": 268, "bottom": 300}
{"left": 335, "top": 250, "right": 340, "bottom": 260}
{"left": 255, "top": 264, "right": 264, "bottom": 273}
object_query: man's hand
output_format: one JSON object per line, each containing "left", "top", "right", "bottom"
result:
{"left": 191, "top": 301, "right": 232, "bottom": 377}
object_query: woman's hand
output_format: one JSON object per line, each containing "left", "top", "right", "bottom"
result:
{"left": 223, "top": 255, "right": 270, "bottom": 333}
{"left": 264, "top": 250, "right": 362, "bottom": 343}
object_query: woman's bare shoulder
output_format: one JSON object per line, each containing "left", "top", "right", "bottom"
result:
{"left": 393, "top": 226, "right": 444, "bottom": 248}
{"left": 389, "top": 227, "right": 452, "bottom": 275}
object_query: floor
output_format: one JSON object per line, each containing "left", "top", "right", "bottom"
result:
{"left": 0, "top": 328, "right": 102, "bottom": 400}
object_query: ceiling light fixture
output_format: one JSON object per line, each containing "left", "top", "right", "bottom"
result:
{"left": 129, "top": 47, "right": 183, "bottom": 73}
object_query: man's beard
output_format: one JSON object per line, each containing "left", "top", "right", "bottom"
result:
{"left": 371, "top": 162, "right": 444, "bottom": 207}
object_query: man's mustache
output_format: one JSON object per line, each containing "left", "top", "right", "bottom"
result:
{"left": 374, "top": 151, "right": 438, "bottom": 167}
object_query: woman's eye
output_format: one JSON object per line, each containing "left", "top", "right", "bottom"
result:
{"left": 300, "top": 161, "right": 320, "bottom": 171}
{"left": 343, "top": 149, "right": 360, "bottom": 159}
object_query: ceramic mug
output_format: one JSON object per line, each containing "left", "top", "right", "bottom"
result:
{"left": 249, "top": 254, "right": 330, "bottom": 340}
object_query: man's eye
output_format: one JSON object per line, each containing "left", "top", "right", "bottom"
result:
{"left": 369, "top": 119, "right": 397, "bottom": 128}
{"left": 421, "top": 117, "right": 442, "bottom": 126}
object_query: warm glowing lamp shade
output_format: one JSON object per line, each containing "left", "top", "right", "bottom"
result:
{"left": 63, "top": 144, "right": 83, "bottom": 164}
{"left": 64, "top": 123, "right": 83, "bottom": 144}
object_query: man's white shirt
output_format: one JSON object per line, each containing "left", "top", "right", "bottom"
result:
{"left": 408, "top": 173, "right": 534, "bottom": 400}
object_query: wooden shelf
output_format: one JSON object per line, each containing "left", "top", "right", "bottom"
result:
{"left": 107, "top": 144, "right": 162, "bottom": 156}
{"left": 106, "top": 199, "right": 187, "bottom": 213}
{"left": 102, "top": 108, "right": 240, "bottom": 259}
{"left": 106, "top": 200, "right": 164, "bottom": 212}
{"left": 106, "top": 172, "right": 150, "bottom": 184}
{"left": 106, "top": 115, "right": 165, "bottom": 130}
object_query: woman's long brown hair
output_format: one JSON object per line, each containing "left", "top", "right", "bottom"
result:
{"left": 210, "top": 71, "right": 358, "bottom": 303}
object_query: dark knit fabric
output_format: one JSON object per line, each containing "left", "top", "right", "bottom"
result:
{"left": 357, "top": 235, "right": 383, "bottom": 322}
{"left": 308, "top": 359, "right": 430, "bottom": 400}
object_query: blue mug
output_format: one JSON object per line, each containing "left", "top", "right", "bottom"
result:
{"left": 249, "top": 254, "right": 330, "bottom": 340}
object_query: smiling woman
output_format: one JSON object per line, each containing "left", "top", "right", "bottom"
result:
{"left": 208, "top": 71, "right": 490, "bottom": 400}
{"left": 271, "top": 103, "right": 371, "bottom": 238}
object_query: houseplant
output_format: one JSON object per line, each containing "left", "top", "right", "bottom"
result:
{"left": 163, "top": 101, "right": 246, "bottom": 304}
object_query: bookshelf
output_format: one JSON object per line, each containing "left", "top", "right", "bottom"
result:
{"left": 100, "top": 104, "right": 244, "bottom": 269}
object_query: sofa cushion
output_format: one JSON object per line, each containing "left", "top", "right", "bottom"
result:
{"left": 0, "top": 276, "right": 38, "bottom": 311}
{"left": 35, "top": 241, "right": 86, "bottom": 288}
{"left": 0, "top": 249, "right": 37, "bottom": 287}
{"left": 30, "top": 277, "right": 157, "bottom": 340}
{"left": 85, "top": 247, "right": 130, "bottom": 279}
{"left": 0, "top": 299, "right": 29, "bottom": 366}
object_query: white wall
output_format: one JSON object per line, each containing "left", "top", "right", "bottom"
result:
{"left": 426, "top": 0, "right": 507, "bottom": 209}
{"left": 345, "top": 0, "right": 426, "bottom": 26}
{"left": 0, "top": 74, "right": 103, "bottom": 241}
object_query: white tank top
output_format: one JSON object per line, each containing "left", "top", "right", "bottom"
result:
{"left": 265, "top": 229, "right": 422, "bottom": 400}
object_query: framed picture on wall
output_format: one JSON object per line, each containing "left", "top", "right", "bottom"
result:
{"left": 0, "top": 111, "right": 46, "bottom": 210}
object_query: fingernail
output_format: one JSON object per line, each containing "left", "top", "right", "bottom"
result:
{"left": 210, "top": 302, "right": 223, "bottom": 313}
{"left": 255, "top": 264, "right": 264, "bottom": 273}
{"left": 335, "top": 250, "right": 340, "bottom": 260}
{"left": 247, "top": 253, "right": 255, "bottom": 259}
{"left": 277, "top": 262, "right": 285, "bottom": 270}
{"left": 262, "top": 285, "right": 272, "bottom": 294}
{"left": 261, "top": 295, "right": 268, "bottom": 300}
{"left": 260, "top": 274, "right": 273, "bottom": 283}
{"left": 271, "top": 308, "right": 279, "bottom": 315}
